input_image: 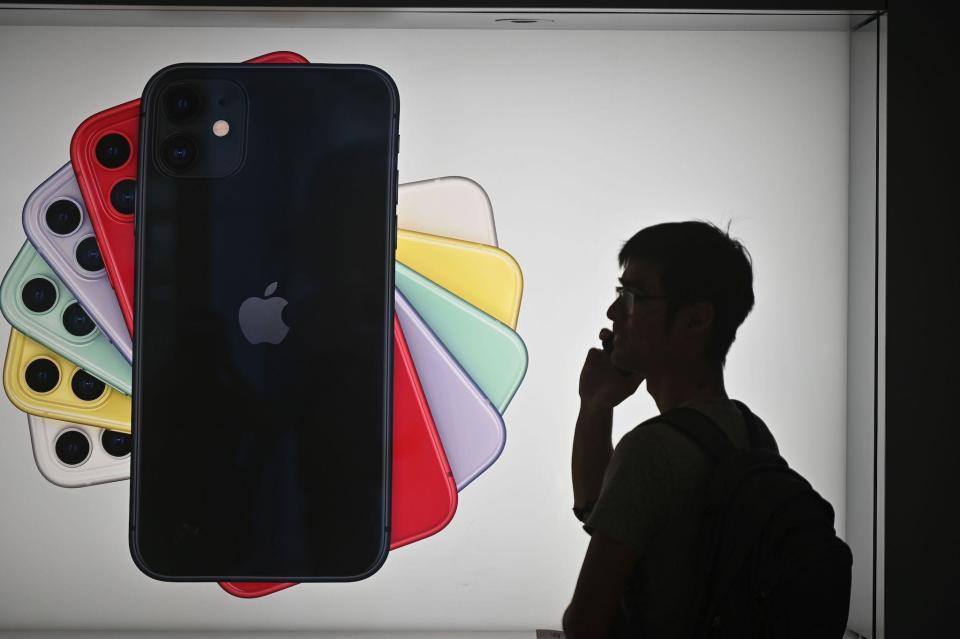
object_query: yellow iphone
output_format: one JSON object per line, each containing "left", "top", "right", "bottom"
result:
{"left": 396, "top": 229, "right": 523, "bottom": 328}
{"left": 3, "top": 328, "right": 130, "bottom": 433}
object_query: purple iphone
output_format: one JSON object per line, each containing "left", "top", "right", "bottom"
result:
{"left": 395, "top": 290, "right": 505, "bottom": 490}
{"left": 21, "top": 163, "right": 132, "bottom": 362}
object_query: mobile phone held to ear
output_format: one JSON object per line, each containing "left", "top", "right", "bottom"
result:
{"left": 131, "top": 62, "right": 399, "bottom": 582}
{"left": 219, "top": 316, "right": 457, "bottom": 598}
{"left": 69, "top": 51, "right": 308, "bottom": 335}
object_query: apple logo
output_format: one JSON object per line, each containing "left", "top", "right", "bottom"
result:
{"left": 238, "top": 281, "right": 290, "bottom": 345}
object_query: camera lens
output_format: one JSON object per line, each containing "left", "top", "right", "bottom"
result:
{"left": 161, "top": 135, "right": 198, "bottom": 170}
{"left": 164, "top": 85, "right": 201, "bottom": 121}
{"left": 109, "top": 180, "right": 136, "bottom": 215}
{"left": 45, "top": 200, "right": 82, "bottom": 235}
{"left": 21, "top": 278, "right": 57, "bottom": 313}
{"left": 95, "top": 133, "right": 131, "bottom": 169}
{"left": 71, "top": 369, "right": 106, "bottom": 402}
{"left": 63, "top": 303, "right": 96, "bottom": 337}
{"left": 55, "top": 429, "right": 91, "bottom": 466}
{"left": 75, "top": 237, "right": 104, "bottom": 272}
{"left": 101, "top": 429, "right": 132, "bottom": 458}
{"left": 24, "top": 358, "right": 59, "bottom": 393}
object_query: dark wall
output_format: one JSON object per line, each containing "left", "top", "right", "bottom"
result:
{"left": 884, "top": 2, "right": 959, "bottom": 636}
{"left": 36, "top": 1, "right": 887, "bottom": 8}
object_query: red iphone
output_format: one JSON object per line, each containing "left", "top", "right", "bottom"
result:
{"left": 220, "top": 317, "right": 458, "bottom": 597}
{"left": 69, "top": 51, "right": 308, "bottom": 335}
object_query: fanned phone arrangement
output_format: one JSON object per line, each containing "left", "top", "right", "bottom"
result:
{"left": 2, "top": 51, "right": 527, "bottom": 589}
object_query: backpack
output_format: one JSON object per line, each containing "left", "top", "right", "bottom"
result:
{"left": 650, "top": 399, "right": 854, "bottom": 639}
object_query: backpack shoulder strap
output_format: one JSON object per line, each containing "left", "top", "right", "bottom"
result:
{"left": 730, "top": 400, "right": 778, "bottom": 452}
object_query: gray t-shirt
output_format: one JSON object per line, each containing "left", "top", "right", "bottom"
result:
{"left": 583, "top": 398, "right": 778, "bottom": 639}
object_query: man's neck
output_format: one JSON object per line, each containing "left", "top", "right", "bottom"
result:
{"left": 647, "top": 365, "right": 728, "bottom": 414}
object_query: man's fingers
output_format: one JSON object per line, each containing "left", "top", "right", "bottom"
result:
{"left": 585, "top": 347, "right": 605, "bottom": 364}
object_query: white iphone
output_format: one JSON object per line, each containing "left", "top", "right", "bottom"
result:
{"left": 28, "top": 415, "right": 129, "bottom": 487}
{"left": 398, "top": 176, "right": 498, "bottom": 246}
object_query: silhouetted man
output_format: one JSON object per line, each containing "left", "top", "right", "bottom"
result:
{"left": 562, "top": 220, "right": 778, "bottom": 638}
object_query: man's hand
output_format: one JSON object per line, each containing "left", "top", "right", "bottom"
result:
{"left": 578, "top": 328, "right": 644, "bottom": 410}
{"left": 572, "top": 329, "right": 644, "bottom": 510}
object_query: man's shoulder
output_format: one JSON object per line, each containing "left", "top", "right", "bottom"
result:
{"left": 621, "top": 399, "right": 779, "bottom": 456}
{"left": 616, "top": 419, "right": 703, "bottom": 462}
{"left": 605, "top": 419, "right": 717, "bottom": 506}
{"left": 621, "top": 419, "right": 677, "bottom": 442}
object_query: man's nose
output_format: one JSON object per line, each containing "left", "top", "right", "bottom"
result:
{"left": 606, "top": 298, "right": 620, "bottom": 321}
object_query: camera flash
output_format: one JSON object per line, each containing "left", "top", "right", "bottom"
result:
{"left": 212, "top": 120, "right": 230, "bottom": 137}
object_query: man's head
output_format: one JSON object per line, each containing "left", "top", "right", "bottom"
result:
{"left": 606, "top": 220, "right": 755, "bottom": 379}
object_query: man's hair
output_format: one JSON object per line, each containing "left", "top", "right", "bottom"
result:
{"left": 618, "top": 219, "right": 755, "bottom": 369}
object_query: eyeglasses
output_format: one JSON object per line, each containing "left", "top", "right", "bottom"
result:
{"left": 615, "top": 286, "right": 685, "bottom": 315}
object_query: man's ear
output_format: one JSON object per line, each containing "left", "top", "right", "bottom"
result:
{"left": 687, "top": 302, "right": 716, "bottom": 334}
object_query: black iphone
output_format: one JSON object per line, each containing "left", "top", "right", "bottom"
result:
{"left": 130, "top": 62, "right": 399, "bottom": 581}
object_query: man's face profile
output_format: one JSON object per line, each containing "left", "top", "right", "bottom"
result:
{"left": 607, "top": 258, "right": 716, "bottom": 377}
{"left": 606, "top": 259, "right": 669, "bottom": 375}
